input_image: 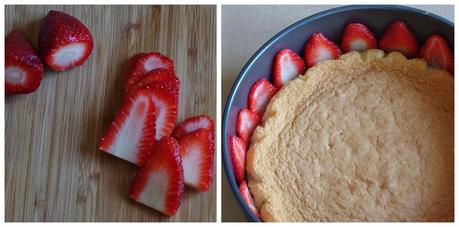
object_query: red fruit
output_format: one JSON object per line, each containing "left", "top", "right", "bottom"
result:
{"left": 99, "top": 88, "right": 156, "bottom": 166}
{"left": 229, "top": 135, "right": 247, "bottom": 183}
{"left": 419, "top": 34, "right": 453, "bottom": 73}
{"left": 124, "top": 52, "right": 175, "bottom": 91}
{"left": 239, "top": 181, "right": 260, "bottom": 218}
{"left": 129, "top": 136, "right": 184, "bottom": 216}
{"left": 272, "top": 49, "right": 306, "bottom": 88}
{"left": 248, "top": 79, "right": 277, "bottom": 115}
{"left": 237, "top": 108, "right": 261, "bottom": 141}
{"left": 125, "top": 68, "right": 180, "bottom": 98}
{"left": 177, "top": 128, "right": 214, "bottom": 191}
{"left": 5, "top": 29, "right": 44, "bottom": 95}
{"left": 340, "top": 23, "right": 377, "bottom": 53}
{"left": 172, "top": 115, "right": 215, "bottom": 138}
{"left": 39, "top": 10, "right": 93, "bottom": 71}
{"left": 379, "top": 20, "right": 418, "bottom": 58}
{"left": 304, "top": 32, "right": 342, "bottom": 67}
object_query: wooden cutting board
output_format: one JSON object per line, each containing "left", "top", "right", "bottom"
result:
{"left": 5, "top": 5, "right": 216, "bottom": 222}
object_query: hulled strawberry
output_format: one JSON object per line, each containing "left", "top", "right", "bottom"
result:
{"left": 125, "top": 68, "right": 180, "bottom": 98}
{"left": 237, "top": 108, "right": 261, "bottom": 141}
{"left": 172, "top": 115, "right": 215, "bottom": 138}
{"left": 419, "top": 34, "right": 453, "bottom": 73}
{"left": 379, "top": 20, "right": 418, "bottom": 58}
{"left": 340, "top": 23, "right": 377, "bottom": 53}
{"left": 229, "top": 135, "right": 247, "bottom": 183}
{"left": 304, "top": 32, "right": 341, "bottom": 67}
{"left": 272, "top": 49, "right": 306, "bottom": 88}
{"left": 248, "top": 79, "right": 277, "bottom": 115}
{"left": 39, "top": 10, "right": 93, "bottom": 71}
{"left": 239, "top": 181, "right": 260, "bottom": 218}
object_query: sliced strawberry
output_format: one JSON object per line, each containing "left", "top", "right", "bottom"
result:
{"left": 172, "top": 115, "right": 215, "bottom": 138}
{"left": 419, "top": 34, "right": 453, "bottom": 73}
{"left": 39, "top": 10, "right": 93, "bottom": 71}
{"left": 5, "top": 29, "right": 44, "bottom": 95}
{"left": 99, "top": 88, "right": 156, "bottom": 166}
{"left": 229, "top": 135, "right": 247, "bottom": 183}
{"left": 304, "top": 32, "right": 342, "bottom": 67}
{"left": 379, "top": 20, "right": 418, "bottom": 58}
{"left": 237, "top": 108, "right": 261, "bottom": 141}
{"left": 340, "top": 23, "right": 377, "bottom": 53}
{"left": 248, "top": 79, "right": 277, "bottom": 115}
{"left": 239, "top": 181, "right": 260, "bottom": 218}
{"left": 177, "top": 128, "right": 214, "bottom": 191}
{"left": 129, "top": 136, "right": 184, "bottom": 216}
{"left": 272, "top": 49, "right": 306, "bottom": 88}
{"left": 125, "top": 68, "right": 180, "bottom": 98}
{"left": 124, "top": 52, "right": 175, "bottom": 91}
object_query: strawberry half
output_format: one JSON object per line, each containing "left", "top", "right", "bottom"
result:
{"left": 177, "top": 128, "right": 214, "bottom": 191}
{"left": 239, "top": 181, "right": 260, "bottom": 218}
{"left": 39, "top": 10, "right": 93, "bottom": 71}
{"left": 125, "top": 68, "right": 180, "bottom": 98}
{"left": 5, "top": 29, "right": 44, "bottom": 95}
{"left": 379, "top": 20, "right": 418, "bottom": 58}
{"left": 248, "top": 79, "right": 277, "bottom": 115}
{"left": 272, "top": 49, "right": 306, "bottom": 88}
{"left": 304, "top": 32, "right": 342, "bottom": 68}
{"left": 340, "top": 23, "right": 377, "bottom": 53}
{"left": 124, "top": 52, "right": 175, "bottom": 92}
{"left": 129, "top": 136, "right": 184, "bottom": 216}
{"left": 172, "top": 115, "right": 215, "bottom": 138}
{"left": 237, "top": 108, "right": 261, "bottom": 141}
{"left": 229, "top": 135, "right": 247, "bottom": 183}
{"left": 99, "top": 88, "right": 156, "bottom": 166}
{"left": 419, "top": 34, "right": 453, "bottom": 73}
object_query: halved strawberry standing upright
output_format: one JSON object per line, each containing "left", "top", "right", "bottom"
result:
{"left": 272, "top": 49, "right": 306, "bottom": 88}
{"left": 419, "top": 34, "right": 453, "bottom": 73}
{"left": 340, "top": 23, "right": 377, "bottom": 53}
{"left": 304, "top": 32, "right": 342, "bottom": 68}
{"left": 99, "top": 88, "right": 156, "bottom": 166}
{"left": 177, "top": 128, "right": 214, "bottom": 191}
{"left": 248, "top": 79, "right": 277, "bottom": 116}
{"left": 172, "top": 115, "right": 215, "bottom": 138}
{"left": 125, "top": 68, "right": 180, "bottom": 98}
{"left": 379, "top": 20, "right": 418, "bottom": 58}
{"left": 129, "top": 136, "right": 185, "bottom": 216}
{"left": 239, "top": 181, "right": 260, "bottom": 218}
{"left": 5, "top": 29, "right": 44, "bottom": 95}
{"left": 237, "top": 108, "right": 261, "bottom": 141}
{"left": 229, "top": 135, "right": 247, "bottom": 183}
{"left": 39, "top": 10, "right": 93, "bottom": 71}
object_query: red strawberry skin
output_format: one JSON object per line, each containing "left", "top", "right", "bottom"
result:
{"left": 304, "top": 32, "right": 342, "bottom": 68}
{"left": 237, "top": 108, "right": 261, "bottom": 141}
{"left": 129, "top": 136, "right": 184, "bottom": 216}
{"left": 172, "top": 115, "right": 215, "bottom": 138}
{"left": 248, "top": 79, "right": 277, "bottom": 116}
{"left": 5, "top": 29, "right": 44, "bottom": 95}
{"left": 239, "top": 180, "right": 260, "bottom": 218}
{"left": 39, "top": 10, "right": 93, "bottom": 71}
{"left": 229, "top": 135, "right": 247, "bottom": 183}
{"left": 419, "top": 34, "right": 453, "bottom": 73}
{"left": 340, "top": 23, "right": 377, "bottom": 53}
{"left": 125, "top": 68, "right": 180, "bottom": 98}
{"left": 379, "top": 20, "right": 418, "bottom": 58}
{"left": 273, "top": 49, "right": 306, "bottom": 88}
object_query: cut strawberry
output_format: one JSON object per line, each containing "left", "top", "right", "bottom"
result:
{"left": 419, "top": 34, "right": 453, "bottom": 73}
{"left": 379, "top": 20, "right": 418, "bottom": 58}
{"left": 239, "top": 181, "right": 260, "bottom": 218}
{"left": 237, "top": 108, "right": 261, "bottom": 141}
{"left": 340, "top": 23, "right": 377, "bottom": 53}
{"left": 172, "top": 115, "right": 215, "bottom": 138}
{"left": 99, "top": 88, "right": 156, "bottom": 166}
{"left": 248, "top": 79, "right": 277, "bottom": 115}
{"left": 124, "top": 52, "right": 175, "bottom": 91}
{"left": 5, "top": 29, "right": 44, "bottom": 95}
{"left": 177, "top": 128, "right": 214, "bottom": 191}
{"left": 229, "top": 135, "right": 247, "bottom": 183}
{"left": 304, "top": 32, "right": 342, "bottom": 67}
{"left": 125, "top": 68, "right": 180, "bottom": 98}
{"left": 129, "top": 136, "right": 184, "bottom": 216}
{"left": 39, "top": 10, "right": 93, "bottom": 71}
{"left": 272, "top": 49, "right": 306, "bottom": 88}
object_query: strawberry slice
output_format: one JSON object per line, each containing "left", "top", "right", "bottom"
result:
{"left": 5, "top": 29, "right": 44, "bottom": 95}
{"left": 172, "top": 115, "right": 215, "bottom": 138}
{"left": 379, "top": 20, "right": 418, "bottom": 58}
{"left": 272, "top": 49, "right": 306, "bottom": 88}
{"left": 340, "top": 23, "right": 377, "bottom": 53}
{"left": 248, "top": 79, "right": 277, "bottom": 115}
{"left": 229, "top": 135, "right": 247, "bottom": 183}
{"left": 39, "top": 10, "right": 93, "bottom": 71}
{"left": 177, "top": 128, "right": 214, "bottom": 191}
{"left": 239, "top": 181, "right": 260, "bottom": 218}
{"left": 419, "top": 34, "right": 453, "bottom": 73}
{"left": 304, "top": 32, "right": 342, "bottom": 67}
{"left": 237, "top": 108, "right": 261, "bottom": 141}
{"left": 124, "top": 52, "right": 175, "bottom": 92}
{"left": 99, "top": 88, "right": 156, "bottom": 166}
{"left": 125, "top": 68, "right": 180, "bottom": 98}
{"left": 129, "top": 136, "right": 184, "bottom": 216}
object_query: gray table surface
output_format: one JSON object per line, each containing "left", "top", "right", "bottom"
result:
{"left": 221, "top": 5, "right": 454, "bottom": 222}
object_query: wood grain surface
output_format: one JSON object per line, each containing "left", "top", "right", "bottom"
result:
{"left": 5, "top": 5, "right": 216, "bottom": 222}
